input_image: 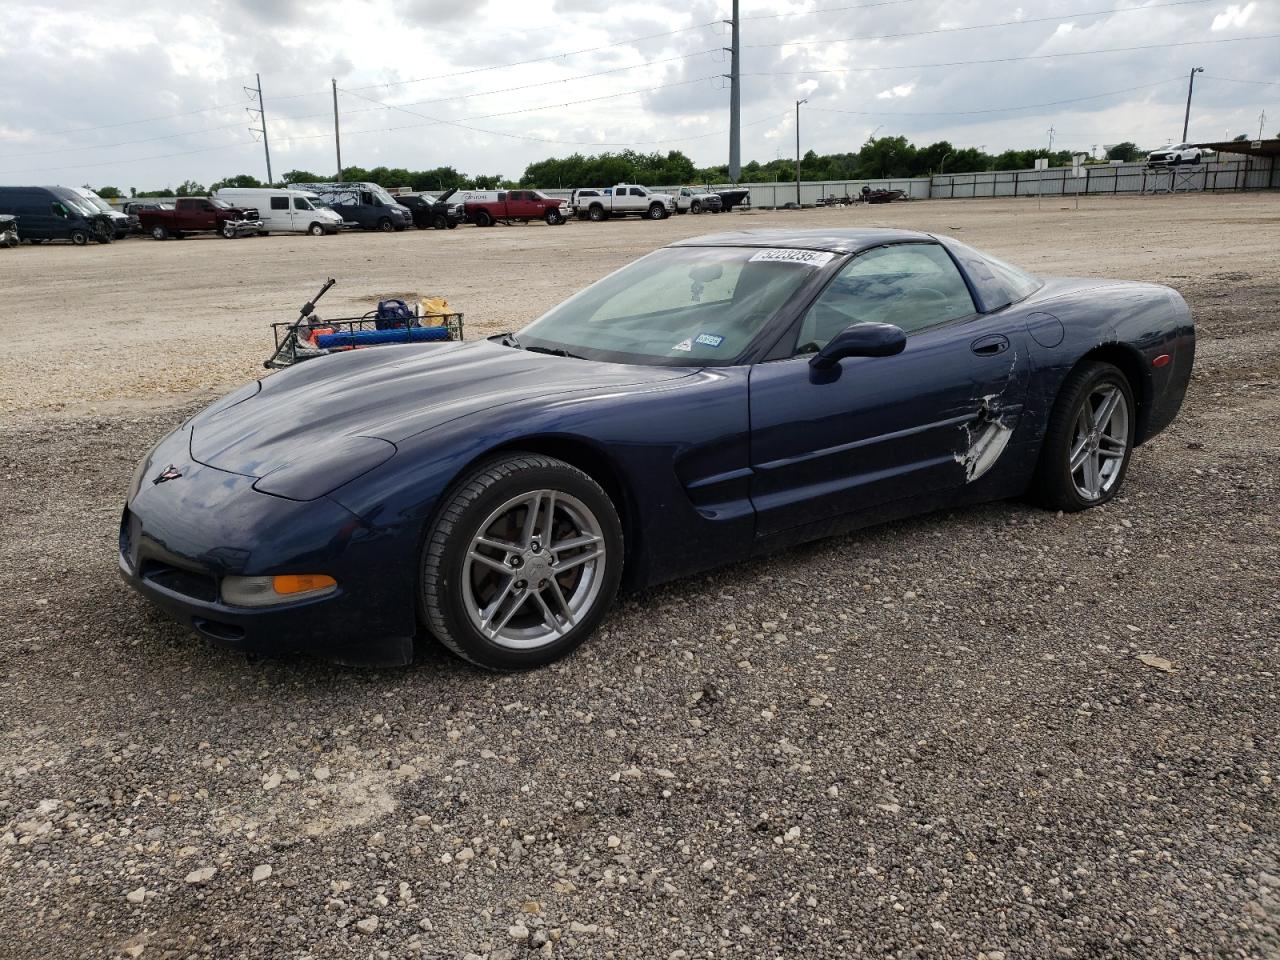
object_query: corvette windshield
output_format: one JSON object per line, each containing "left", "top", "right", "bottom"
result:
{"left": 518, "top": 246, "right": 822, "bottom": 365}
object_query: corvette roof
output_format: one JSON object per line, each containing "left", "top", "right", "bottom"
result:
{"left": 670, "top": 227, "right": 934, "bottom": 255}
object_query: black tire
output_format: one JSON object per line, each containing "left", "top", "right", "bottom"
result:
{"left": 446, "top": 220, "right": 457, "bottom": 229}
{"left": 221, "top": 222, "right": 236, "bottom": 238}
{"left": 587, "top": 205, "right": 605, "bottom": 223}
{"left": 648, "top": 203, "right": 666, "bottom": 220}
{"left": 1029, "top": 360, "right": 1136, "bottom": 512}
{"left": 308, "top": 223, "right": 324, "bottom": 236}
{"left": 70, "top": 230, "right": 89, "bottom": 246}
{"left": 475, "top": 210, "right": 493, "bottom": 228}
{"left": 544, "top": 209, "right": 563, "bottom": 226}
{"left": 377, "top": 217, "right": 393, "bottom": 232}
{"left": 690, "top": 200, "right": 702, "bottom": 214}
{"left": 432, "top": 214, "right": 448, "bottom": 230}
{"left": 420, "top": 453, "right": 624, "bottom": 671}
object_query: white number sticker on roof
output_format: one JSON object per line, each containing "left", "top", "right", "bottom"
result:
{"left": 748, "top": 248, "right": 836, "bottom": 267}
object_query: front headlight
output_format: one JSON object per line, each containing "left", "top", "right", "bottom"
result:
{"left": 222, "top": 574, "right": 337, "bottom": 607}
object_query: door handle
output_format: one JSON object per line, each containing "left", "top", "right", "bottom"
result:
{"left": 970, "top": 334, "right": 1010, "bottom": 356}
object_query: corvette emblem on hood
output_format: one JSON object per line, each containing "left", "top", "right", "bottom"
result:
{"left": 152, "top": 464, "right": 183, "bottom": 484}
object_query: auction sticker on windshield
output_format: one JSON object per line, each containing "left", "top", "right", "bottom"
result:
{"left": 748, "top": 248, "right": 836, "bottom": 267}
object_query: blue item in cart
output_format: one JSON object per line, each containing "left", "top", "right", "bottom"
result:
{"left": 315, "top": 326, "right": 451, "bottom": 349}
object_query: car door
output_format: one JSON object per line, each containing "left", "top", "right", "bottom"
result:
{"left": 748, "top": 242, "right": 1029, "bottom": 537}
{"left": 268, "top": 195, "right": 291, "bottom": 231}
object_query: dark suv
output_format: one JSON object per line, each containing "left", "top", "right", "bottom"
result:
{"left": 398, "top": 189, "right": 463, "bottom": 230}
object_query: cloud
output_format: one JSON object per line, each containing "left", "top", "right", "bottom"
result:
{"left": 1212, "top": 2, "right": 1255, "bottom": 31}
{"left": 876, "top": 82, "right": 916, "bottom": 100}
{"left": 0, "top": 0, "right": 1276, "bottom": 187}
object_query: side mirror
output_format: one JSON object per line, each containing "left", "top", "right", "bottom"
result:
{"left": 809, "top": 322, "right": 906, "bottom": 370}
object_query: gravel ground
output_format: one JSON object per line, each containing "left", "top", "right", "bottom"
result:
{"left": 1, "top": 195, "right": 1277, "bottom": 959}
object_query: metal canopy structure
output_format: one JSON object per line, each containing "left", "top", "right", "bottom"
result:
{"left": 1191, "top": 138, "right": 1280, "bottom": 159}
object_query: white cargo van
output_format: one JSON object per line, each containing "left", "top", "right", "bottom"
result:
{"left": 213, "top": 188, "right": 343, "bottom": 236}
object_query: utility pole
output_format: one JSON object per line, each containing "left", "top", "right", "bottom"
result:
{"left": 795, "top": 99, "right": 807, "bottom": 207}
{"left": 1182, "top": 66, "right": 1204, "bottom": 142}
{"left": 1259, "top": 109, "right": 1267, "bottom": 142}
{"left": 1046, "top": 126, "right": 1056, "bottom": 153}
{"left": 332, "top": 79, "right": 343, "bottom": 181}
{"left": 244, "top": 73, "right": 273, "bottom": 185}
{"left": 725, "top": 0, "right": 741, "bottom": 183}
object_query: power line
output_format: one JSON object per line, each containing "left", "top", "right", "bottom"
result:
{"left": 806, "top": 77, "right": 1183, "bottom": 117}
{"left": 740, "top": 0, "right": 921, "bottom": 21}
{"left": 744, "top": 33, "right": 1280, "bottom": 74}
{"left": 1204, "top": 75, "right": 1280, "bottom": 88}
{"left": 745, "top": 0, "right": 1213, "bottom": 49}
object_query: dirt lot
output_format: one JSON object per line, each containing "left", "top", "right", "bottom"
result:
{"left": 1, "top": 194, "right": 1277, "bottom": 959}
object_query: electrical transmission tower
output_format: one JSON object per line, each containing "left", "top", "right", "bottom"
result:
{"left": 245, "top": 73, "right": 273, "bottom": 185}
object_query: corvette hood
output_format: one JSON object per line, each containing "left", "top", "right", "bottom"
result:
{"left": 189, "top": 340, "right": 692, "bottom": 478}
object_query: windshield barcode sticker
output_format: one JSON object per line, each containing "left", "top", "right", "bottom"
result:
{"left": 749, "top": 248, "right": 835, "bottom": 267}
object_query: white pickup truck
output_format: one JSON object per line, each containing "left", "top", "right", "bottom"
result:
{"left": 571, "top": 184, "right": 676, "bottom": 221}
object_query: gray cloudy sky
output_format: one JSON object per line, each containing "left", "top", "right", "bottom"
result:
{"left": 0, "top": 0, "right": 1276, "bottom": 188}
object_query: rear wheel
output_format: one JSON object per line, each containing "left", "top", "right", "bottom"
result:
{"left": 150, "top": 225, "right": 168, "bottom": 241}
{"left": 475, "top": 210, "right": 493, "bottom": 228}
{"left": 1030, "top": 361, "right": 1135, "bottom": 512}
{"left": 420, "top": 454, "right": 623, "bottom": 671}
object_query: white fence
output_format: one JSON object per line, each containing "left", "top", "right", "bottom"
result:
{"left": 930, "top": 157, "right": 1277, "bottom": 199}
{"left": 543, "top": 157, "right": 1275, "bottom": 209}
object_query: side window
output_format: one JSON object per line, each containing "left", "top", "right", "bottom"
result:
{"left": 270, "top": 196, "right": 289, "bottom": 210}
{"left": 795, "top": 244, "right": 976, "bottom": 353}
{"left": 630, "top": 188, "right": 645, "bottom": 197}
{"left": 51, "top": 202, "right": 69, "bottom": 218}
{"left": 360, "top": 191, "right": 373, "bottom": 205}
{"left": 293, "top": 197, "right": 310, "bottom": 210}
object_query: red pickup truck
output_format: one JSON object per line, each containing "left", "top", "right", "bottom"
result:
{"left": 139, "top": 197, "right": 264, "bottom": 240}
{"left": 458, "top": 190, "right": 567, "bottom": 227}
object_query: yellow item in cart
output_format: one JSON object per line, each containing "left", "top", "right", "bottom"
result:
{"left": 418, "top": 297, "right": 452, "bottom": 325}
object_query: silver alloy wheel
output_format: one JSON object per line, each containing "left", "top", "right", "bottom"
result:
{"left": 1069, "top": 383, "right": 1129, "bottom": 500}
{"left": 461, "top": 489, "right": 607, "bottom": 650}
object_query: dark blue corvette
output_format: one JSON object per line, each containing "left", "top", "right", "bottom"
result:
{"left": 120, "top": 228, "right": 1194, "bottom": 670}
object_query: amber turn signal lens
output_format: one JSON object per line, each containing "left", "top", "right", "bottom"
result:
{"left": 272, "top": 574, "right": 338, "bottom": 595}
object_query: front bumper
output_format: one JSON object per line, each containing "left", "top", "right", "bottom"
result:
{"left": 226, "top": 218, "right": 264, "bottom": 236}
{"left": 118, "top": 432, "right": 418, "bottom": 665}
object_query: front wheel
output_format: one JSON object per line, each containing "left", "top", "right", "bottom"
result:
{"left": 690, "top": 200, "right": 702, "bottom": 214}
{"left": 1030, "top": 361, "right": 1135, "bottom": 512}
{"left": 308, "top": 222, "right": 325, "bottom": 236}
{"left": 377, "top": 217, "right": 393, "bottom": 232}
{"left": 432, "top": 214, "right": 448, "bottom": 230}
{"left": 420, "top": 454, "right": 623, "bottom": 671}
{"left": 544, "top": 209, "right": 563, "bottom": 225}
{"left": 69, "top": 229, "right": 89, "bottom": 246}
{"left": 221, "top": 222, "right": 237, "bottom": 238}
{"left": 648, "top": 203, "right": 667, "bottom": 220}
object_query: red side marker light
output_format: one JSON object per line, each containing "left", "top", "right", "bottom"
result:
{"left": 1152, "top": 354, "right": 1171, "bottom": 368}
